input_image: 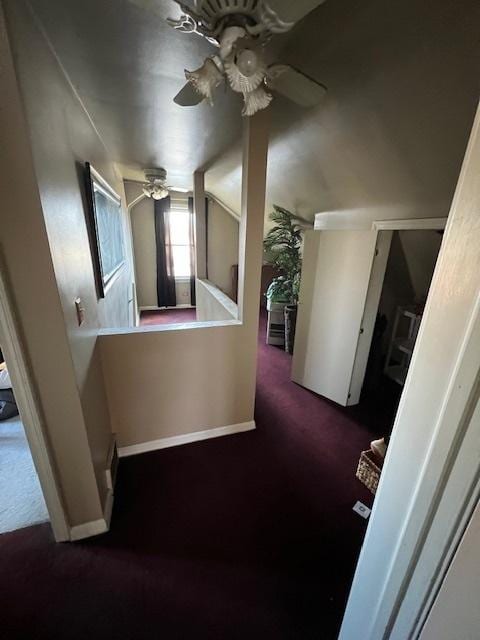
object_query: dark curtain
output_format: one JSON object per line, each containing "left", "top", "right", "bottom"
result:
{"left": 188, "top": 197, "right": 196, "bottom": 306}
{"left": 155, "top": 196, "right": 177, "bottom": 308}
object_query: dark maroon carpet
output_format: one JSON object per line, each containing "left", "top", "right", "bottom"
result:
{"left": 140, "top": 308, "right": 197, "bottom": 325}
{"left": 0, "top": 314, "right": 380, "bottom": 640}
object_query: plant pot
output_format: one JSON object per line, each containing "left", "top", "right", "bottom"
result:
{"left": 284, "top": 304, "right": 298, "bottom": 354}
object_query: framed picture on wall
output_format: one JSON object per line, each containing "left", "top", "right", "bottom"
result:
{"left": 85, "top": 163, "right": 125, "bottom": 298}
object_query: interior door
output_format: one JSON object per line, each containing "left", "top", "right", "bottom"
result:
{"left": 291, "top": 229, "right": 380, "bottom": 406}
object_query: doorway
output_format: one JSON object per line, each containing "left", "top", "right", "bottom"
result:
{"left": 0, "top": 266, "right": 69, "bottom": 541}
{"left": 0, "top": 347, "right": 48, "bottom": 534}
{"left": 352, "top": 227, "right": 444, "bottom": 439}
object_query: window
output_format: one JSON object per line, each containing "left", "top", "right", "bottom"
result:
{"left": 168, "top": 198, "right": 194, "bottom": 278}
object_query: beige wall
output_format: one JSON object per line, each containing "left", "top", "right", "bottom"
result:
{"left": 2, "top": 0, "right": 134, "bottom": 524}
{"left": 0, "top": 2, "right": 100, "bottom": 526}
{"left": 130, "top": 196, "right": 157, "bottom": 308}
{"left": 420, "top": 498, "right": 480, "bottom": 640}
{"left": 207, "top": 200, "right": 239, "bottom": 299}
{"left": 206, "top": 0, "right": 480, "bottom": 230}
{"left": 99, "top": 112, "right": 269, "bottom": 450}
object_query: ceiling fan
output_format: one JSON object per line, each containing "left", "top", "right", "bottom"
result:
{"left": 142, "top": 168, "right": 190, "bottom": 199}
{"left": 129, "top": 0, "right": 328, "bottom": 116}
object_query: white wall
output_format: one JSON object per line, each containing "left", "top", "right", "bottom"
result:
{"left": 207, "top": 199, "right": 239, "bottom": 300}
{"left": 420, "top": 499, "right": 480, "bottom": 640}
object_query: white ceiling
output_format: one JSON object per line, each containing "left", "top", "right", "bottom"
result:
{"left": 29, "top": 0, "right": 480, "bottom": 222}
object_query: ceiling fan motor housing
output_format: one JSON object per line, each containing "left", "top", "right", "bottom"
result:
{"left": 145, "top": 167, "right": 167, "bottom": 184}
{"left": 194, "top": 0, "right": 294, "bottom": 36}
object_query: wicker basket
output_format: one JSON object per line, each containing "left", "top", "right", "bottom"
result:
{"left": 356, "top": 449, "right": 382, "bottom": 495}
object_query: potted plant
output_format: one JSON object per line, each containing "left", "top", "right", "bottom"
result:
{"left": 264, "top": 205, "right": 303, "bottom": 353}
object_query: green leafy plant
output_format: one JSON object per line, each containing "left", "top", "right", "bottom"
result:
{"left": 264, "top": 205, "right": 303, "bottom": 304}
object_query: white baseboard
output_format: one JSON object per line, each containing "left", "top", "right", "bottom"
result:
{"left": 103, "top": 488, "right": 114, "bottom": 527}
{"left": 139, "top": 305, "right": 195, "bottom": 311}
{"left": 69, "top": 488, "right": 114, "bottom": 542}
{"left": 70, "top": 517, "right": 108, "bottom": 541}
{"left": 118, "top": 420, "right": 256, "bottom": 458}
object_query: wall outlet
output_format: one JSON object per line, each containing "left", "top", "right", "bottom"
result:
{"left": 353, "top": 501, "right": 371, "bottom": 519}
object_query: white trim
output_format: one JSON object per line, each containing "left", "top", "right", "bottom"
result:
{"left": 103, "top": 489, "right": 114, "bottom": 529}
{"left": 139, "top": 305, "right": 195, "bottom": 311}
{"left": 372, "top": 217, "right": 447, "bottom": 231}
{"left": 118, "top": 421, "right": 256, "bottom": 458}
{"left": 70, "top": 476, "right": 116, "bottom": 542}
{"left": 0, "top": 258, "right": 70, "bottom": 542}
{"left": 70, "top": 518, "right": 108, "bottom": 541}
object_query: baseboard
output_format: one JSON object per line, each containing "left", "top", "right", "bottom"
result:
{"left": 70, "top": 517, "right": 108, "bottom": 541}
{"left": 118, "top": 421, "right": 256, "bottom": 458}
{"left": 70, "top": 440, "right": 117, "bottom": 542}
{"left": 139, "top": 305, "right": 195, "bottom": 311}
{"left": 103, "top": 488, "right": 114, "bottom": 527}
{"left": 105, "top": 435, "right": 118, "bottom": 492}
{"left": 69, "top": 488, "right": 114, "bottom": 542}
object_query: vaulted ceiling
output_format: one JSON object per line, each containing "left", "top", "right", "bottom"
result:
{"left": 28, "top": 0, "right": 480, "bottom": 224}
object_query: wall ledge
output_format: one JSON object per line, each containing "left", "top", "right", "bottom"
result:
{"left": 196, "top": 278, "right": 238, "bottom": 318}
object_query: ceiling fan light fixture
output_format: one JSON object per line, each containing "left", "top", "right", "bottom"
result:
{"left": 185, "top": 58, "right": 223, "bottom": 105}
{"left": 242, "top": 86, "right": 273, "bottom": 117}
{"left": 236, "top": 48, "right": 259, "bottom": 77}
{"left": 151, "top": 185, "right": 169, "bottom": 200}
{"left": 225, "top": 51, "right": 266, "bottom": 93}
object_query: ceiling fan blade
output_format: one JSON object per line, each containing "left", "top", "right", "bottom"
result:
{"left": 173, "top": 82, "right": 204, "bottom": 107}
{"left": 125, "top": 0, "right": 197, "bottom": 19}
{"left": 266, "top": 65, "right": 327, "bottom": 107}
{"left": 259, "top": 0, "right": 327, "bottom": 25}
{"left": 168, "top": 186, "right": 191, "bottom": 193}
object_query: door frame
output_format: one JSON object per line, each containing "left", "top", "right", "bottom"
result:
{"left": 340, "top": 106, "right": 480, "bottom": 639}
{"left": 0, "top": 261, "right": 70, "bottom": 541}
{"left": 349, "top": 217, "right": 447, "bottom": 404}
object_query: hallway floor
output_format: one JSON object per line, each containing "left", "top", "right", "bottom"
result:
{"left": 0, "top": 313, "right": 379, "bottom": 640}
{"left": 140, "top": 307, "right": 197, "bottom": 325}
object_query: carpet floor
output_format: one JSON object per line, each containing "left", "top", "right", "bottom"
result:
{"left": 140, "top": 308, "right": 197, "bottom": 325}
{"left": 0, "top": 313, "right": 385, "bottom": 640}
{"left": 0, "top": 417, "right": 49, "bottom": 534}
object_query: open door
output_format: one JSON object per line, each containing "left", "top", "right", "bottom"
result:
{"left": 292, "top": 229, "right": 385, "bottom": 406}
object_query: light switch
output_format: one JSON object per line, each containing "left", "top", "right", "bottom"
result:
{"left": 75, "top": 297, "right": 85, "bottom": 326}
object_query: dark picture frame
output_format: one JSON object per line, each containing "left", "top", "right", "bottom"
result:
{"left": 85, "top": 163, "right": 125, "bottom": 298}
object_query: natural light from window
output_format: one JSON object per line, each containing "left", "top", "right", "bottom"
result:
{"left": 169, "top": 205, "right": 192, "bottom": 278}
